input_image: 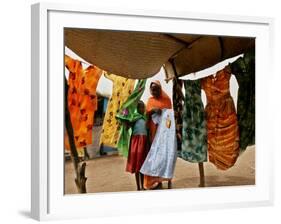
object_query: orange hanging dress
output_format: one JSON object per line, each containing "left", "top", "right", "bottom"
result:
{"left": 64, "top": 55, "right": 102, "bottom": 152}
{"left": 201, "top": 68, "right": 239, "bottom": 170}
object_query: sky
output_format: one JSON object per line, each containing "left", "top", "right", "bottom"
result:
{"left": 65, "top": 47, "right": 240, "bottom": 109}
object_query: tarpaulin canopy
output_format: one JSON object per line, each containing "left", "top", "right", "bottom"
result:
{"left": 65, "top": 28, "right": 254, "bottom": 79}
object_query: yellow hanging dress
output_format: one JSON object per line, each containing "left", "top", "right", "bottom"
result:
{"left": 99, "top": 73, "right": 135, "bottom": 148}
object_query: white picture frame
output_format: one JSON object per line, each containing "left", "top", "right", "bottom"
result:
{"left": 31, "top": 2, "right": 274, "bottom": 221}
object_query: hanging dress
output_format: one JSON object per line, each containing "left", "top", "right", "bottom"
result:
{"left": 180, "top": 79, "right": 208, "bottom": 163}
{"left": 140, "top": 109, "right": 177, "bottom": 183}
{"left": 172, "top": 77, "right": 184, "bottom": 152}
{"left": 64, "top": 55, "right": 102, "bottom": 153}
{"left": 201, "top": 68, "right": 240, "bottom": 170}
{"left": 230, "top": 49, "right": 255, "bottom": 152}
{"left": 115, "top": 79, "right": 147, "bottom": 157}
{"left": 99, "top": 73, "right": 135, "bottom": 149}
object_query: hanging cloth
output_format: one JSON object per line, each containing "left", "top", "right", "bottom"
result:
{"left": 64, "top": 55, "right": 102, "bottom": 150}
{"left": 99, "top": 73, "right": 135, "bottom": 148}
{"left": 115, "top": 79, "right": 147, "bottom": 157}
{"left": 201, "top": 68, "right": 239, "bottom": 170}
{"left": 180, "top": 79, "right": 208, "bottom": 163}
{"left": 230, "top": 49, "right": 255, "bottom": 152}
{"left": 172, "top": 77, "right": 184, "bottom": 152}
{"left": 140, "top": 109, "right": 177, "bottom": 187}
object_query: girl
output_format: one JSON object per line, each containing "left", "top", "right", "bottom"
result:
{"left": 126, "top": 100, "right": 148, "bottom": 190}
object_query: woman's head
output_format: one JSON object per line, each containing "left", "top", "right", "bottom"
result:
{"left": 150, "top": 80, "right": 161, "bottom": 98}
{"left": 137, "top": 100, "right": 145, "bottom": 115}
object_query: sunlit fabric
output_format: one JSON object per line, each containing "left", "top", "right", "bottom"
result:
{"left": 201, "top": 68, "right": 239, "bottom": 170}
{"left": 99, "top": 73, "right": 135, "bottom": 148}
{"left": 64, "top": 55, "right": 102, "bottom": 150}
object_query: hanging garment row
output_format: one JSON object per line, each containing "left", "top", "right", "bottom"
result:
{"left": 174, "top": 48, "right": 255, "bottom": 170}
{"left": 64, "top": 48, "right": 255, "bottom": 175}
{"left": 64, "top": 55, "right": 137, "bottom": 156}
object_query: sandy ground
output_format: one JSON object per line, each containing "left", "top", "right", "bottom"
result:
{"left": 64, "top": 146, "right": 255, "bottom": 194}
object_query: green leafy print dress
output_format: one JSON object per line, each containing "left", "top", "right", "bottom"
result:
{"left": 180, "top": 79, "right": 208, "bottom": 163}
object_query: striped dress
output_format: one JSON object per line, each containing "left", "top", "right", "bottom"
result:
{"left": 201, "top": 68, "right": 239, "bottom": 170}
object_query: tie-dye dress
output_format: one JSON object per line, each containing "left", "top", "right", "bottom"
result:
{"left": 201, "top": 68, "right": 240, "bottom": 170}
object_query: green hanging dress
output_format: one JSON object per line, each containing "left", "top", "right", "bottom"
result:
{"left": 231, "top": 49, "right": 255, "bottom": 152}
{"left": 180, "top": 79, "right": 208, "bottom": 163}
{"left": 115, "top": 79, "right": 147, "bottom": 157}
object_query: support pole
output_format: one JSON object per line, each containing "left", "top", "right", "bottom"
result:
{"left": 64, "top": 77, "right": 87, "bottom": 193}
{"left": 198, "top": 162, "right": 205, "bottom": 187}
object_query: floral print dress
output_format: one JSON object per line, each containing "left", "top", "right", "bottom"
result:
{"left": 99, "top": 73, "right": 135, "bottom": 148}
{"left": 64, "top": 55, "right": 102, "bottom": 151}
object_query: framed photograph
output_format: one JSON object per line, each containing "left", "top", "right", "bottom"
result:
{"left": 31, "top": 2, "right": 274, "bottom": 221}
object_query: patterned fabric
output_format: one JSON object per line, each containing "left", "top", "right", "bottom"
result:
{"left": 180, "top": 79, "right": 208, "bottom": 163}
{"left": 99, "top": 73, "right": 135, "bottom": 148}
{"left": 64, "top": 55, "right": 102, "bottom": 149}
{"left": 231, "top": 49, "right": 255, "bottom": 152}
{"left": 201, "top": 68, "right": 239, "bottom": 170}
{"left": 115, "top": 79, "right": 147, "bottom": 157}
{"left": 172, "top": 78, "right": 184, "bottom": 152}
{"left": 140, "top": 109, "right": 177, "bottom": 179}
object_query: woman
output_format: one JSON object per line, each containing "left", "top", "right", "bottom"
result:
{"left": 142, "top": 80, "right": 173, "bottom": 189}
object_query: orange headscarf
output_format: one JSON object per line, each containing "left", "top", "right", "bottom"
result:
{"left": 146, "top": 80, "right": 172, "bottom": 142}
{"left": 146, "top": 80, "right": 172, "bottom": 112}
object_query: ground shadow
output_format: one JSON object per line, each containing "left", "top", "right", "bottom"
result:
{"left": 173, "top": 175, "right": 255, "bottom": 189}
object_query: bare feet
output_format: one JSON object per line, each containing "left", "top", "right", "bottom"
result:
{"left": 150, "top": 182, "right": 163, "bottom": 190}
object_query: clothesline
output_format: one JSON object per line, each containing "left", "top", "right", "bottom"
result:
{"left": 65, "top": 47, "right": 92, "bottom": 66}
{"left": 178, "top": 54, "right": 243, "bottom": 81}
{"left": 66, "top": 46, "right": 243, "bottom": 83}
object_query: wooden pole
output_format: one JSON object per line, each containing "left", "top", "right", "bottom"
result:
{"left": 198, "top": 162, "right": 205, "bottom": 187}
{"left": 64, "top": 77, "right": 87, "bottom": 193}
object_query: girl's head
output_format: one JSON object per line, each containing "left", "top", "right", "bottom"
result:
{"left": 137, "top": 100, "right": 145, "bottom": 115}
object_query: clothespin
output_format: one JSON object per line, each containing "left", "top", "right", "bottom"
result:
{"left": 164, "top": 77, "right": 174, "bottom": 83}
